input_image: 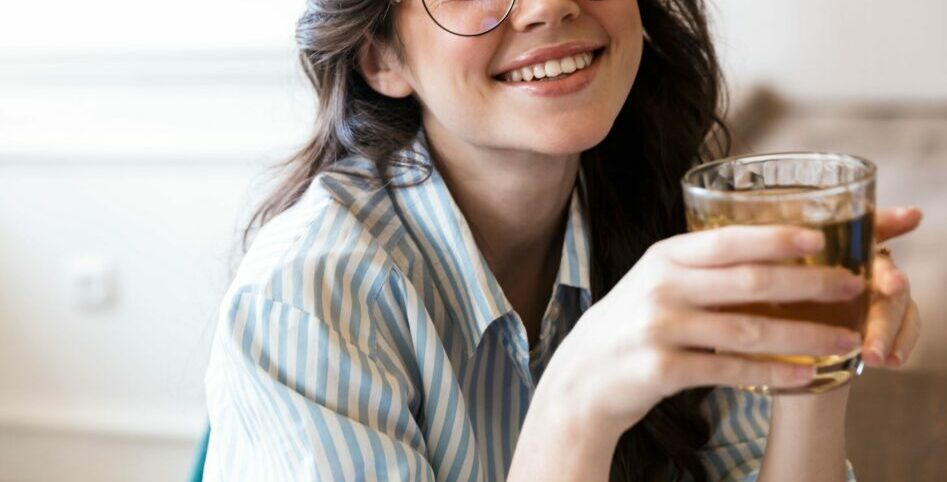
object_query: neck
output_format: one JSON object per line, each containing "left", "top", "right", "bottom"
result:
{"left": 423, "top": 123, "right": 580, "bottom": 283}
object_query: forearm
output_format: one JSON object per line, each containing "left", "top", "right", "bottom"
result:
{"left": 758, "top": 384, "right": 851, "bottom": 482}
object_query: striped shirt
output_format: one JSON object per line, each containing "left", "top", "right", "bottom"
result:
{"left": 203, "top": 129, "right": 857, "bottom": 481}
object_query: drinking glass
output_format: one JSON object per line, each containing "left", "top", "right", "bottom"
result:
{"left": 681, "top": 152, "right": 876, "bottom": 394}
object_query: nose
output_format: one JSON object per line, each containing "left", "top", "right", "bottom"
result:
{"left": 508, "top": 0, "right": 581, "bottom": 32}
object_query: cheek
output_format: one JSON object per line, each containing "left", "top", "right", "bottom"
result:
{"left": 396, "top": 6, "right": 494, "bottom": 96}
{"left": 598, "top": 2, "right": 644, "bottom": 76}
{"left": 432, "top": 40, "right": 497, "bottom": 93}
{"left": 408, "top": 39, "right": 502, "bottom": 128}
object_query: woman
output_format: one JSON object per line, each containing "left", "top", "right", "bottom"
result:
{"left": 203, "top": 0, "right": 924, "bottom": 480}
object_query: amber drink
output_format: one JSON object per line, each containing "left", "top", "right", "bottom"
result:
{"left": 681, "top": 153, "right": 876, "bottom": 394}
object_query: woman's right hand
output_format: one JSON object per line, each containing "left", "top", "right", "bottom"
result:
{"left": 510, "top": 225, "right": 866, "bottom": 481}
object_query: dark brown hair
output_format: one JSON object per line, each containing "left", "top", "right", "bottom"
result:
{"left": 241, "top": 1, "right": 729, "bottom": 480}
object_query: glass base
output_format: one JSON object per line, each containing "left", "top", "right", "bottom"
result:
{"left": 737, "top": 351, "right": 865, "bottom": 395}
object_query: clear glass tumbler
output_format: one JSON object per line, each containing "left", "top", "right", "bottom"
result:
{"left": 681, "top": 152, "right": 877, "bottom": 395}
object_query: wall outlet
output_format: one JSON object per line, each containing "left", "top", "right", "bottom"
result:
{"left": 65, "top": 254, "right": 116, "bottom": 310}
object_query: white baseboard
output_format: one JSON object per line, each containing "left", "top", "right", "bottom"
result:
{"left": 0, "top": 405, "right": 205, "bottom": 482}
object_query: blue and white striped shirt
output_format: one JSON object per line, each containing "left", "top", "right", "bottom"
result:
{"left": 203, "top": 129, "right": 856, "bottom": 481}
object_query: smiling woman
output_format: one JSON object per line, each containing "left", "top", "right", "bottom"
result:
{"left": 198, "top": 1, "right": 866, "bottom": 481}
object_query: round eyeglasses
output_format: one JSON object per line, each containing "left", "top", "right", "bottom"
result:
{"left": 394, "top": 0, "right": 516, "bottom": 37}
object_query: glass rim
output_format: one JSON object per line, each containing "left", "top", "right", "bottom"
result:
{"left": 420, "top": 0, "right": 516, "bottom": 37}
{"left": 681, "top": 151, "right": 877, "bottom": 202}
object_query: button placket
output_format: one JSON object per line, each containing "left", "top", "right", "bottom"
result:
{"left": 501, "top": 314, "right": 535, "bottom": 388}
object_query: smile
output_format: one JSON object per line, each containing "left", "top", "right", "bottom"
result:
{"left": 494, "top": 48, "right": 605, "bottom": 83}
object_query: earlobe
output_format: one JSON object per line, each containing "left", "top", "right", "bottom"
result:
{"left": 357, "top": 39, "right": 414, "bottom": 99}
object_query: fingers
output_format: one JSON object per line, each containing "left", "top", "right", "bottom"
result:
{"left": 675, "top": 264, "right": 865, "bottom": 306}
{"left": 657, "top": 225, "right": 825, "bottom": 268}
{"left": 875, "top": 206, "right": 923, "bottom": 242}
{"left": 651, "top": 309, "right": 861, "bottom": 357}
{"left": 888, "top": 300, "right": 921, "bottom": 368}
{"left": 863, "top": 258, "right": 912, "bottom": 367}
{"left": 873, "top": 250, "right": 909, "bottom": 297}
{"left": 654, "top": 350, "right": 815, "bottom": 396}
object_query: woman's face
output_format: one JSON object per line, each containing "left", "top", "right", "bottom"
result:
{"left": 387, "top": 0, "right": 643, "bottom": 157}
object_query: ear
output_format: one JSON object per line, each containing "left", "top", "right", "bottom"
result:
{"left": 357, "top": 38, "right": 414, "bottom": 99}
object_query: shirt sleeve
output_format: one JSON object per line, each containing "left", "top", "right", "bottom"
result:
{"left": 697, "top": 386, "right": 857, "bottom": 481}
{"left": 202, "top": 290, "right": 435, "bottom": 481}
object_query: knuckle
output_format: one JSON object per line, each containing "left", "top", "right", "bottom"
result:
{"left": 737, "top": 266, "right": 771, "bottom": 294}
{"left": 716, "top": 356, "right": 743, "bottom": 383}
{"left": 644, "top": 277, "right": 676, "bottom": 305}
{"left": 730, "top": 315, "right": 765, "bottom": 348}
{"left": 644, "top": 349, "right": 675, "bottom": 381}
{"left": 705, "top": 231, "right": 731, "bottom": 258}
{"left": 641, "top": 309, "right": 672, "bottom": 345}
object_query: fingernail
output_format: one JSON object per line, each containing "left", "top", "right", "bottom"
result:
{"left": 870, "top": 341, "right": 886, "bottom": 362}
{"left": 887, "top": 351, "right": 903, "bottom": 367}
{"left": 795, "top": 230, "right": 825, "bottom": 251}
{"left": 836, "top": 332, "right": 861, "bottom": 351}
{"left": 897, "top": 206, "right": 919, "bottom": 216}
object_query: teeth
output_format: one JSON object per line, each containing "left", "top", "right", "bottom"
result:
{"left": 575, "top": 53, "right": 587, "bottom": 69}
{"left": 544, "top": 59, "right": 562, "bottom": 77}
{"left": 502, "top": 51, "right": 596, "bottom": 82}
{"left": 532, "top": 64, "right": 546, "bottom": 79}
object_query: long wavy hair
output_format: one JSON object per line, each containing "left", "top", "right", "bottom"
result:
{"left": 241, "top": 0, "right": 730, "bottom": 480}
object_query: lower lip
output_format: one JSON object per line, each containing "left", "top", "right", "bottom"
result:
{"left": 496, "top": 51, "right": 601, "bottom": 97}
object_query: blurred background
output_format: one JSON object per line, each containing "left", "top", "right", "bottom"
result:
{"left": 0, "top": 1, "right": 944, "bottom": 481}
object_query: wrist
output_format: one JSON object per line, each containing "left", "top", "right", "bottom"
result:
{"left": 760, "top": 382, "right": 851, "bottom": 481}
{"left": 773, "top": 381, "right": 851, "bottom": 414}
{"left": 509, "top": 377, "right": 625, "bottom": 482}
{"left": 770, "top": 382, "right": 851, "bottom": 439}
{"left": 533, "top": 359, "right": 629, "bottom": 446}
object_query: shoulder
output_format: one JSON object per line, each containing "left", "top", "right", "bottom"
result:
{"left": 220, "top": 156, "right": 414, "bottom": 353}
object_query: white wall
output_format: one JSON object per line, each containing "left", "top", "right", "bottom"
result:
{"left": 710, "top": 0, "right": 947, "bottom": 102}
{"left": 0, "top": 0, "right": 300, "bottom": 55}
{"left": 0, "top": 2, "right": 312, "bottom": 479}
{"left": 0, "top": 78, "right": 307, "bottom": 480}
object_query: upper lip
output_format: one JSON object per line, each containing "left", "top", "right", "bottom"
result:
{"left": 492, "top": 41, "right": 605, "bottom": 77}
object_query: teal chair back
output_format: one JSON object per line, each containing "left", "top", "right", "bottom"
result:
{"left": 189, "top": 426, "right": 210, "bottom": 482}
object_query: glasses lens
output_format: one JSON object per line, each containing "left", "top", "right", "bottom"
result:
{"left": 422, "top": 0, "right": 514, "bottom": 36}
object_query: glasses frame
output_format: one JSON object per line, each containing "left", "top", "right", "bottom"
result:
{"left": 394, "top": 0, "right": 517, "bottom": 37}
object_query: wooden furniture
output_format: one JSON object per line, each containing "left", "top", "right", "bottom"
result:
{"left": 847, "top": 369, "right": 947, "bottom": 481}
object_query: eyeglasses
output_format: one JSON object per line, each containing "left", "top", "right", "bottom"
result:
{"left": 394, "top": 0, "right": 516, "bottom": 37}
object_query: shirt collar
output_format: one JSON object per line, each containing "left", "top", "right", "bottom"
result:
{"left": 388, "top": 129, "right": 592, "bottom": 357}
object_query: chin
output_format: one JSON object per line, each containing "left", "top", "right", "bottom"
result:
{"left": 525, "top": 120, "right": 613, "bottom": 156}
